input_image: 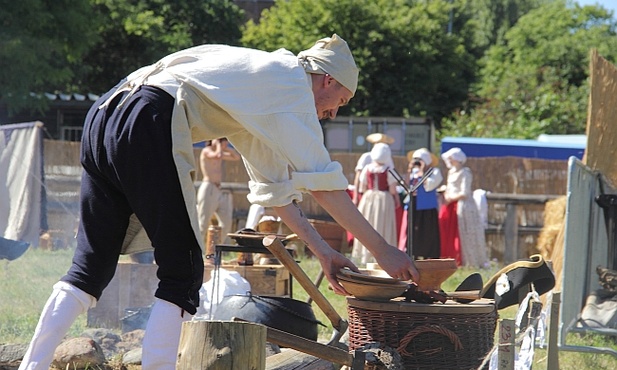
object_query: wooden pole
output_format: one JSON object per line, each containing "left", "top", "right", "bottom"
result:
{"left": 177, "top": 320, "right": 266, "bottom": 369}
{"left": 262, "top": 235, "right": 346, "bottom": 334}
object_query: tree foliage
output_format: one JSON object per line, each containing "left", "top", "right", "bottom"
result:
{"left": 77, "top": 0, "right": 245, "bottom": 94}
{"left": 242, "top": 0, "right": 478, "bottom": 120}
{"left": 465, "top": 0, "right": 548, "bottom": 54}
{"left": 0, "top": 0, "right": 99, "bottom": 113}
{"left": 441, "top": 0, "right": 617, "bottom": 139}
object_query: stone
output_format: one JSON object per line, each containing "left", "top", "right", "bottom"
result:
{"left": 81, "top": 328, "right": 122, "bottom": 359}
{"left": 122, "top": 348, "right": 142, "bottom": 365}
{"left": 0, "top": 343, "right": 28, "bottom": 368}
{"left": 52, "top": 337, "right": 106, "bottom": 369}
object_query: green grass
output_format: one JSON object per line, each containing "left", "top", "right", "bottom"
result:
{"left": 0, "top": 248, "right": 88, "bottom": 344}
{"left": 2, "top": 248, "right": 616, "bottom": 369}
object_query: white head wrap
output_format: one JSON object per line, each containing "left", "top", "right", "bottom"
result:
{"left": 441, "top": 147, "right": 467, "bottom": 168}
{"left": 370, "top": 143, "right": 392, "bottom": 165}
{"left": 412, "top": 148, "right": 432, "bottom": 166}
{"left": 297, "top": 34, "right": 359, "bottom": 95}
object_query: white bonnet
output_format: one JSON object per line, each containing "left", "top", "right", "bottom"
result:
{"left": 297, "top": 34, "right": 359, "bottom": 95}
{"left": 441, "top": 147, "right": 467, "bottom": 168}
{"left": 412, "top": 148, "right": 432, "bottom": 166}
{"left": 370, "top": 143, "right": 392, "bottom": 165}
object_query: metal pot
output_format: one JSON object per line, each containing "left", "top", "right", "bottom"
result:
{"left": 212, "top": 293, "right": 322, "bottom": 341}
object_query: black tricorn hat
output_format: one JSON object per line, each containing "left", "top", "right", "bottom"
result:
{"left": 481, "top": 254, "right": 555, "bottom": 309}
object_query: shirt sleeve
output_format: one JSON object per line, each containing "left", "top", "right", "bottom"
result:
{"left": 355, "top": 152, "right": 371, "bottom": 171}
{"left": 423, "top": 167, "right": 443, "bottom": 192}
{"left": 228, "top": 112, "right": 349, "bottom": 207}
{"left": 461, "top": 168, "right": 474, "bottom": 196}
{"left": 387, "top": 169, "right": 398, "bottom": 186}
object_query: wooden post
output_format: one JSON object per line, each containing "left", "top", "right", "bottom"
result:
{"left": 504, "top": 204, "right": 519, "bottom": 264}
{"left": 177, "top": 321, "right": 266, "bottom": 369}
{"left": 497, "top": 318, "right": 515, "bottom": 370}
{"left": 205, "top": 225, "right": 221, "bottom": 265}
{"left": 546, "top": 292, "right": 561, "bottom": 370}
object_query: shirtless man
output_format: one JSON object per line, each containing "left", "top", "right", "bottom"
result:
{"left": 196, "top": 138, "right": 240, "bottom": 246}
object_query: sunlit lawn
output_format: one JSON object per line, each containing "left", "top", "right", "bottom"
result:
{"left": 1, "top": 247, "right": 616, "bottom": 369}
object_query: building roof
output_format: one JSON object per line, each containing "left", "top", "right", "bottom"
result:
{"left": 33, "top": 92, "right": 100, "bottom": 102}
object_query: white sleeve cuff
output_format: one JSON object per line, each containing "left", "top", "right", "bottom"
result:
{"left": 247, "top": 180, "right": 304, "bottom": 207}
{"left": 291, "top": 161, "right": 349, "bottom": 192}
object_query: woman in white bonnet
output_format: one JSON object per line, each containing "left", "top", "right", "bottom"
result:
{"left": 398, "top": 148, "right": 443, "bottom": 259}
{"left": 352, "top": 143, "right": 400, "bottom": 264}
{"left": 439, "top": 147, "right": 488, "bottom": 267}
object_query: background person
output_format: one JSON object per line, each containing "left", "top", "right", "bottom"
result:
{"left": 352, "top": 133, "right": 395, "bottom": 205}
{"left": 398, "top": 148, "right": 443, "bottom": 259}
{"left": 439, "top": 147, "right": 488, "bottom": 267}
{"left": 349, "top": 133, "right": 399, "bottom": 248}
{"left": 196, "top": 137, "right": 240, "bottom": 246}
{"left": 18, "top": 34, "right": 418, "bottom": 370}
{"left": 352, "top": 143, "right": 400, "bottom": 265}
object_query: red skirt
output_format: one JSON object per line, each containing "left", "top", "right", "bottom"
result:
{"left": 438, "top": 201, "right": 462, "bottom": 266}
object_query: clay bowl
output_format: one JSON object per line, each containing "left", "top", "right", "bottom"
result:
{"left": 337, "top": 276, "right": 408, "bottom": 302}
{"left": 339, "top": 268, "right": 400, "bottom": 285}
{"left": 358, "top": 268, "right": 394, "bottom": 279}
{"left": 413, "top": 258, "right": 458, "bottom": 291}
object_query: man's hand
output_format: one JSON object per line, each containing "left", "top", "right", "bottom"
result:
{"left": 310, "top": 190, "right": 420, "bottom": 283}
{"left": 313, "top": 248, "right": 359, "bottom": 295}
{"left": 374, "top": 248, "right": 419, "bottom": 282}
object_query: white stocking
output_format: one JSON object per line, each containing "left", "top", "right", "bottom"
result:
{"left": 19, "top": 282, "right": 95, "bottom": 370}
{"left": 141, "top": 298, "right": 191, "bottom": 370}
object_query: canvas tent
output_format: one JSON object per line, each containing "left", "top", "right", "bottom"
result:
{"left": 0, "top": 122, "right": 46, "bottom": 254}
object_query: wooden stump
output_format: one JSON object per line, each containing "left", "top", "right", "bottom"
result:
{"left": 177, "top": 320, "right": 266, "bottom": 369}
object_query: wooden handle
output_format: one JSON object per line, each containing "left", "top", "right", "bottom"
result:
{"left": 266, "top": 322, "right": 353, "bottom": 366}
{"left": 263, "top": 235, "right": 344, "bottom": 332}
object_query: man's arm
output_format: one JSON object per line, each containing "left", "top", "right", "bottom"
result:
{"left": 311, "top": 189, "right": 419, "bottom": 282}
{"left": 352, "top": 170, "right": 361, "bottom": 205}
{"left": 273, "top": 201, "right": 357, "bottom": 295}
{"left": 222, "top": 146, "right": 241, "bottom": 161}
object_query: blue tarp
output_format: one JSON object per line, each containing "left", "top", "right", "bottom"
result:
{"left": 441, "top": 136, "right": 586, "bottom": 160}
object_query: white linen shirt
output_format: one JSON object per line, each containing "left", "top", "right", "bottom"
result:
{"left": 102, "top": 44, "right": 349, "bottom": 247}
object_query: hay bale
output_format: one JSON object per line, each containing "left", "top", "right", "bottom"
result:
{"left": 536, "top": 196, "right": 566, "bottom": 296}
{"left": 536, "top": 196, "right": 567, "bottom": 259}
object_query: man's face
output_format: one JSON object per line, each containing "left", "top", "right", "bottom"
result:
{"left": 313, "top": 74, "right": 353, "bottom": 120}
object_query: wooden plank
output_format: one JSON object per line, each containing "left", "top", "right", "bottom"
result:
{"left": 497, "top": 318, "right": 515, "bottom": 370}
{"left": 486, "top": 193, "right": 561, "bottom": 204}
{"left": 586, "top": 49, "right": 617, "bottom": 186}
{"left": 265, "top": 349, "right": 336, "bottom": 370}
{"left": 264, "top": 325, "right": 353, "bottom": 367}
{"left": 547, "top": 292, "right": 561, "bottom": 370}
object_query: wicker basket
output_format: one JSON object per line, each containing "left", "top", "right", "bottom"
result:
{"left": 347, "top": 298, "right": 497, "bottom": 370}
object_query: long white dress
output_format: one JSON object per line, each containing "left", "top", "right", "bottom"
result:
{"left": 352, "top": 163, "right": 398, "bottom": 265}
{"left": 444, "top": 167, "right": 488, "bottom": 267}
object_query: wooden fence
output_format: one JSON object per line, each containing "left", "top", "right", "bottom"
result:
{"left": 43, "top": 140, "right": 569, "bottom": 261}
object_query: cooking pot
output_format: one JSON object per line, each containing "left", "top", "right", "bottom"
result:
{"left": 212, "top": 293, "right": 323, "bottom": 341}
